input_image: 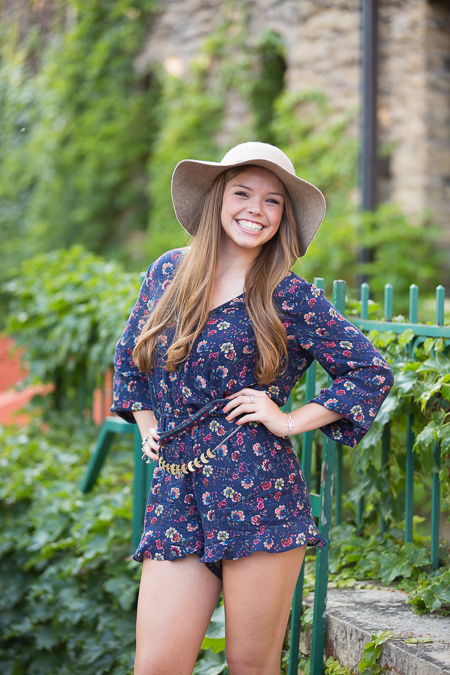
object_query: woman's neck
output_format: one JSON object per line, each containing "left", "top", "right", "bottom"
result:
{"left": 211, "top": 246, "right": 259, "bottom": 310}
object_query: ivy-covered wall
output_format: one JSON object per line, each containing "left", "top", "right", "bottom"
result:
{"left": 0, "top": 0, "right": 444, "bottom": 310}
{"left": 0, "top": 0, "right": 160, "bottom": 282}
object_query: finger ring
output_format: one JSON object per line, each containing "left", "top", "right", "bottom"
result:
{"left": 250, "top": 394, "right": 254, "bottom": 403}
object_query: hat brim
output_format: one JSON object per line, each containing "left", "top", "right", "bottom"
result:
{"left": 171, "top": 157, "right": 326, "bottom": 257}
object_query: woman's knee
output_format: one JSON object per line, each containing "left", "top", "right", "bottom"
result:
{"left": 225, "top": 646, "right": 279, "bottom": 675}
{"left": 134, "top": 651, "right": 194, "bottom": 675}
{"left": 134, "top": 651, "right": 164, "bottom": 675}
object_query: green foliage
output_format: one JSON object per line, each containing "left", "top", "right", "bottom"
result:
{"left": 269, "top": 90, "right": 359, "bottom": 284}
{"left": 355, "top": 205, "right": 443, "bottom": 307}
{"left": 145, "top": 7, "right": 263, "bottom": 260}
{"left": 329, "top": 524, "right": 432, "bottom": 587}
{"left": 328, "top": 523, "right": 449, "bottom": 616}
{"left": 407, "top": 568, "right": 450, "bottom": 614}
{"left": 292, "top": 326, "right": 450, "bottom": 531}
{"left": 325, "top": 657, "right": 353, "bottom": 674}
{"left": 145, "top": 69, "right": 223, "bottom": 259}
{"left": 1, "top": 0, "right": 441, "bottom": 304}
{"left": 200, "top": 603, "right": 226, "bottom": 654}
{"left": 248, "top": 29, "right": 286, "bottom": 144}
{"left": 0, "top": 414, "right": 138, "bottom": 674}
{"left": 0, "top": 0, "right": 160, "bottom": 282}
{"left": 358, "top": 630, "right": 393, "bottom": 675}
{"left": 4, "top": 246, "right": 141, "bottom": 409}
{"left": 359, "top": 330, "right": 450, "bottom": 517}
{"left": 193, "top": 601, "right": 228, "bottom": 673}
{"left": 193, "top": 650, "right": 228, "bottom": 675}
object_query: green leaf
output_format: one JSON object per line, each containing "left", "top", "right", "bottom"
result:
{"left": 193, "top": 649, "right": 227, "bottom": 675}
{"left": 201, "top": 637, "right": 226, "bottom": 654}
{"left": 399, "top": 329, "right": 415, "bottom": 348}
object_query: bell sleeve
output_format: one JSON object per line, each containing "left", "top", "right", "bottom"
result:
{"left": 111, "top": 249, "right": 183, "bottom": 424}
{"left": 284, "top": 277, "right": 394, "bottom": 448}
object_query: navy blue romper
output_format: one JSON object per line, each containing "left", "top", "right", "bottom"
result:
{"left": 112, "top": 248, "right": 394, "bottom": 578}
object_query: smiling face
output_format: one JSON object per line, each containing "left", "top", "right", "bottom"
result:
{"left": 219, "top": 166, "right": 285, "bottom": 257}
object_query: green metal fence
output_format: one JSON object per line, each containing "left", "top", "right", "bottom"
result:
{"left": 81, "top": 277, "right": 448, "bottom": 675}
{"left": 352, "top": 282, "right": 448, "bottom": 570}
{"left": 287, "top": 278, "right": 448, "bottom": 674}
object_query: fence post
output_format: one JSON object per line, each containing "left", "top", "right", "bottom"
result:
{"left": 431, "top": 285, "right": 445, "bottom": 568}
{"left": 333, "top": 281, "right": 346, "bottom": 528}
{"left": 309, "top": 280, "right": 346, "bottom": 675}
{"left": 288, "top": 278, "right": 325, "bottom": 675}
{"left": 380, "top": 422, "right": 390, "bottom": 533}
{"left": 356, "top": 282, "right": 371, "bottom": 533}
{"left": 404, "top": 285, "right": 418, "bottom": 543}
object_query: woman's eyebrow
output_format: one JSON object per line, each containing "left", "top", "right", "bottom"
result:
{"left": 233, "top": 183, "right": 285, "bottom": 197}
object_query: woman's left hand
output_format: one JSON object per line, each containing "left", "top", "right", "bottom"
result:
{"left": 223, "top": 387, "right": 291, "bottom": 438}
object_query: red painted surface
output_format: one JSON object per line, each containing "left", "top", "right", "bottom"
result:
{"left": 0, "top": 384, "right": 54, "bottom": 426}
{"left": 0, "top": 335, "right": 113, "bottom": 426}
{"left": 93, "top": 370, "right": 113, "bottom": 426}
{"left": 0, "top": 337, "right": 27, "bottom": 390}
{"left": 0, "top": 336, "right": 54, "bottom": 426}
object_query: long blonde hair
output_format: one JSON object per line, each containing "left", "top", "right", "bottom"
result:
{"left": 133, "top": 166, "right": 301, "bottom": 385}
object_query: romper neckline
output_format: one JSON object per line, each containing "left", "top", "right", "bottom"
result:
{"left": 210, "top": 294, "right": 244, "bottom": 313}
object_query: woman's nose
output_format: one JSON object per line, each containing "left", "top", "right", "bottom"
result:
{"left": 247, "top": 199, "right": 262, "bottom": 215}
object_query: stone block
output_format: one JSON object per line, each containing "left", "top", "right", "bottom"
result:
{"left": 304, "top": 587, "right": 450, "bottom": 675}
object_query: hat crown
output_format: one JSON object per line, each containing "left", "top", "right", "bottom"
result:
{"left": 220, "top": 142, "right": 295, "bottom": 176}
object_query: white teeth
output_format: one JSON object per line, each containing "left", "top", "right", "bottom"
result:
{"left": 237, "top": 220, "right": 263, "bottom": 233}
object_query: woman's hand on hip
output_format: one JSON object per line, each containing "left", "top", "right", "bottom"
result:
{"left": 133, "top": 410, "right": 160, "bottom": 461}
{"left": 223, "top": 387, "right": 290, "bottom": 438}
{"left": 142, "top": 426, "right": 160, "bottom": 461}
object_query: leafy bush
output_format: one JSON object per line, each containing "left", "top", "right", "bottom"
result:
{"left": 408, "top": 567, "right": 450, "bottom": 614}
{"left": 0, "top": 414, "right": 138, "bottom": 674}
{"left": 0, "top": 0, "right": 161, "bottom": 285}
{"left": 5, "top": 246, "right": 141, "bottom": 411}
{"left": 355, "top": 205, "right": 443, "bottom": 306}
{"left": 0, "top": 0, "right": 442, "bottom": 302}
{"left": 359, "top": 329, "right": 450, "bottom": 517}
{"left": 145, "top": 67, "right": 223, "bottom": 260}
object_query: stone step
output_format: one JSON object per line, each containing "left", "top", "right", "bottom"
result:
{"left": 302, "top": 587, "right": 450, "bottom": 674}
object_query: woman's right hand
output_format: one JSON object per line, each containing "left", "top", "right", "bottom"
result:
{"left": 142, "top": 426, "right": 160, "bottom": 461}
{"left": 133, "top": 410, "right": 160, "bottom": 462}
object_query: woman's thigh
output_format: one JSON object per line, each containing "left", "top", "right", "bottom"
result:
{"left": 135, "top": 554, "right": 222, "bottom": 675}
{"left": 222, "top": 546, "right": 307, "bottom": 675}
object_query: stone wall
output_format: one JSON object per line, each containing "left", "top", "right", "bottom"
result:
{"left": 425, "top": 0, "right": 450, "bottom": 231}
{"left": 137, "top": 0, "right": 450, "bottom": 237}
{"left": 4, "top": 0, "right": 448, "bottom": 237}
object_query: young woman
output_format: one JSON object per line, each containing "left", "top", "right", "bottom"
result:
{"left": 112, "top": 142, "right": 394, "bottom": 675}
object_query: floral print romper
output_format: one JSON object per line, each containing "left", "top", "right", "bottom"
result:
{"left": 112, "top": 248, "right": 394, "bottom": 578}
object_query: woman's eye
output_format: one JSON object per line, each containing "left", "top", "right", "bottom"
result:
{"left": 267, "top": 198, "right": 280, "bottom": 205}
{"left": 235, "top": 191, "right": 248, "bottom": 197}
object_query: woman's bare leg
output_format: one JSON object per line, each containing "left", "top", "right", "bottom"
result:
{"left": 222, "top": 547, "right": 307, "bottom": 675}
{"left": 134, "top": 554, "right": 222, "bottom": 675}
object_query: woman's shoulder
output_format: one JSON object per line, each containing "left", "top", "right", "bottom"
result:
{"left": 274, "top": 270, "right": 323, "bottom": 309}
{"left": 145, "top": 247, "right": 188, "bottom": 281}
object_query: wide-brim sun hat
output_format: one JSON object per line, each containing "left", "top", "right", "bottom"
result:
{"left": 171, "top": 141, "right": 326, "bottom": 257}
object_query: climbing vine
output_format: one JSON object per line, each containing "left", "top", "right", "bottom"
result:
{"left": 0, "top": 0, "right": 442, "bottom": 306}
{"left": 0, "top": 0, "right": 160, "bottom": 289}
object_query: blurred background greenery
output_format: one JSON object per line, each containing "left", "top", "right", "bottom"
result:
{"left": 0, "top": 0, "right": 443, "bottom": 321}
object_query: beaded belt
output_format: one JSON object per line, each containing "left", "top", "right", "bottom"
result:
{"left": 156, "top": 398, "right": 240, "bottom": 476}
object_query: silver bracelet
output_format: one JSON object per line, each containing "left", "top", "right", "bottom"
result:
{"left": 284, "top": 412, "right": 294, "bottom": 438}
